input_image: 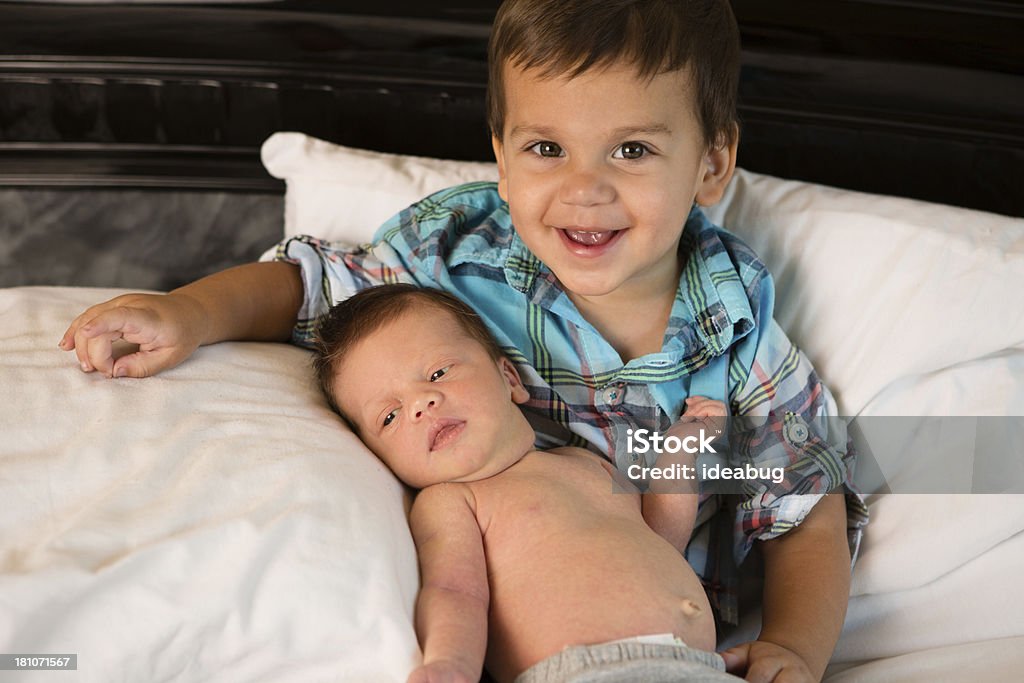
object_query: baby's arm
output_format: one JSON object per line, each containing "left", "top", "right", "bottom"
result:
{"left": 59, "top": 262, "right": 302, "bottom": 378}
{"left": 407, "top": 484, "right": 489, "bottom": 683}
{"left": 641, "top": 397, "right": 726, "bottom": 555}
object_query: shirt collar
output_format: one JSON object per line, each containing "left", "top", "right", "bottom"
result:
{"left": 501, "top": 206, "right": 756, "bottom": 361}
{"left": 668, "top": 206, "right": 756, "bottom": 357}
{"left": 503, "top": 228, "right": 542, "bottom": 294}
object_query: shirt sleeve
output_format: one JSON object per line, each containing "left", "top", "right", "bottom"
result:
{"left": 259, "top": 182, "right": 508, "bottom": 349}
{"left": 259, "top": 231, "right": 428, "bottom": 348}
{"left": 726, "top": 272, "right": 868, "bottom": 566}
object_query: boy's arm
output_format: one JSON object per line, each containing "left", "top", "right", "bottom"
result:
{"left": 722, "top": 493, "right": 850, "bottom": 683}
{"left": 407, "top": 484, "right": 489, "bottom": 683}
{"left": 60, "top": 261, "right": 302, "bottom": 378}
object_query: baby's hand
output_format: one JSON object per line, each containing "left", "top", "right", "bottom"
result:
{"left": 666, "top": 396, "right": 727, "bottom": 440}
{"left": 679, "top": 395, "right": 727, "bottom": 420}
{"left": 406, "top": 660, "right": 476, "bottom": 683}
{"left": 641, "top": 397, "right": 726, "bottom": 550}
{"left": 642, "top": 397, "right": 725, "bottom": 499}
{"left": 58, "top": 291, "right": 207, "bottom": 378}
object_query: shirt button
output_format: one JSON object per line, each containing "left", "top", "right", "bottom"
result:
{"left": 786, "top": 419, "right": 810, "bottom": 445}
{"left": 602, "top": 384, "right": 625, "bottom": 406}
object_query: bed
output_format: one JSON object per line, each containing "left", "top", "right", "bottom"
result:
{"left": 2, "top": 2, "right": 1023, "bottom": 682}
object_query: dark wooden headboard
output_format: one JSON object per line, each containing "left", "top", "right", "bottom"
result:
{"left": 1, "top": 0, "right": 1021, "bottom": 288}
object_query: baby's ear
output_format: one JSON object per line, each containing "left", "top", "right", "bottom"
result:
{"left": 694, "top": 125, "right": 738, "bottom": 207}
{"left": 499, "top": 357, "right": 530, "bottom": 404}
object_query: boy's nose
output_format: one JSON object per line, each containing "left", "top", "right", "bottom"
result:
{"left": 559, "top": 165, "right": 616, "bottom": 207}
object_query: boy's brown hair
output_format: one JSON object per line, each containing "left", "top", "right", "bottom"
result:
{"left": 486, "top": 0, "right": 740, "bottom": 150}
{"left": 313, "top": 284, "right": 505, "bottom": 423}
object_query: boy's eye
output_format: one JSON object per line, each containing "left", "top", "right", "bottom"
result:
{"left": 614, "top": 142, "right": 649, "bottom": 160}
{"left": 529, "top": 141, "right": 563, "bottom": 158}
{"left": 430, "top": 366, "right": 450, "bottom": 382}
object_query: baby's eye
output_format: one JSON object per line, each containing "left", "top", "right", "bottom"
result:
{"left": 528, "top": 141, "right": 564, "bottom": 158}
{"left": 383, "top": 409, "right": 398, "bottom": 427}
{"left": 430, "top": 366, "right": 451, "bottom": 382}
{"left": 613, "top": 142, "right": 649, "bottom": 160}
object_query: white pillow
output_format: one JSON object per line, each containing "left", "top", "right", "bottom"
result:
{"left": 0, "top": 286, "right": 420, "bottom": 683}
{"left": 261, "top": 132, "right": 1024, "bottom": 417}
{"left": 702, "top": 170, "right": 1024, "bottom": 415}
{"left": 261, "top": 132, "right": 499, "bottom": 244}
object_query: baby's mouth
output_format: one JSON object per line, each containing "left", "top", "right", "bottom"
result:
{"left": 429, "top": 420, "right": 465, "bottom": 452}
{"left": 563, "top": 229, "right": 619, "bottom": 246}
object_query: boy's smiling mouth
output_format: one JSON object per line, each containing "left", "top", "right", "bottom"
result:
{"left": 429, "top": 419, "right": 466, "bottom": 452}
{"left": 558, "top": 227, "right": 625, "bottom": 255}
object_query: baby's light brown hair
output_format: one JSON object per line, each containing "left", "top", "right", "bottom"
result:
{"left": 313, "top": 284, "right": 506, "bottom": 424}
{"left": 487, "top": 0, "right": 741, "bottom": 151}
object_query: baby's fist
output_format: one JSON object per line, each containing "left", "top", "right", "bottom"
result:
{"left": 682, "top": 396, "right": 727, "bottom": 418}
{"left": 667, "top": 396, "right": 727, "bottom": 440}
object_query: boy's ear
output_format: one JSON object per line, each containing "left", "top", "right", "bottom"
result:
{"left": 491, "top": 135, "right": 509, "bottom": 202}
{"left": 694, "top": 125, "right": 739, "bottom": 207}
{"left": 499, "top": 357, "right": 530, "bottom": 404}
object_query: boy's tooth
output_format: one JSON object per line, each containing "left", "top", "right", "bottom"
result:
{"left": 566, "top": 230, "right": 614, "bottom": 246}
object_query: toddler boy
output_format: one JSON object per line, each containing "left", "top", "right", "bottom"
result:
{"left": 61, "top": 1, "right": 865, "bottom": 679}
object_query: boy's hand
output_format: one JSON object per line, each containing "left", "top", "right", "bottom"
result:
{"left": 58, "top": 292, "right": 207, "bottom": 378}
{"left": 721, "top": 640, "right": 816, "bottom": 683}
{"left": 406, "top": 660, "right": 477, "bottom": 683}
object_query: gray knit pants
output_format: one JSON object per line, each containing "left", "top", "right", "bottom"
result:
{"left": 514, "top": 640, "right": 743, "bottom": 683}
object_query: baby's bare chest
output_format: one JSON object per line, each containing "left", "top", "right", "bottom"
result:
{"left": 471, "top": 449, "right": 641, "bottom": 540}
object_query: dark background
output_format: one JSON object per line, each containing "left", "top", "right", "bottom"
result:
{"left": 1, "top": 1, "right": 1021, "bottom": 288}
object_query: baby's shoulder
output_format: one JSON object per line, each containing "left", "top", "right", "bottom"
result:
{"left": 410, "top": 481, "right": 477, "bottom": 519}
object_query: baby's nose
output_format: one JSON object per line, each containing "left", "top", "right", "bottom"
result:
{"left": 414, "top": 399, "right": 436, "bottom": 419}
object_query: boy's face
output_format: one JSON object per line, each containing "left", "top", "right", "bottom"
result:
{"left": 492, "top": 62, "right": 735, "bottom": 304}
{"left": 333, "top": 306, "right": 535, "bottom": 489}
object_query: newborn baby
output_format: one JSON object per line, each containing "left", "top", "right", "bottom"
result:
{"left": 313, "top": 284, "right": 736, "bottom": 683}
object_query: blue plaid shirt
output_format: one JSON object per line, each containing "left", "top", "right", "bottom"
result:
{"left": 266, "top": 181, "right": 867, "bottom": 624}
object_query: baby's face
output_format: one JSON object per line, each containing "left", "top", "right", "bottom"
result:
{"left": 333, "top": 307, "right": 535, "bottom": 489}
{"left": 491, "top": 61, "right": 730, "bottom": 304}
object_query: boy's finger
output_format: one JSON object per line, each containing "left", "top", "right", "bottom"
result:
{"left": 82, "top": 331, "right": 121, "bottom": 377}
{"left": 58, "top": 326, "right": 73, "bottom": 350}
{"left": 720, "top": 644, "right": 750, "bottom": 673}
{"left": 72, "top": 326, "right": 99, "bottom": 372}
{"left": 76, "top": 306, "right": 136, "bottom": 338}
{"left": 60, "top": 310, "right": 96, "bottom": 350}
{"left": 111, "top": 347, "right": 179, "bottom": 379}
{"left": 61, "top": 299, "right": 121, "bottom": 349}
{"left": 745, "top": 658, "right": 784, "bottom": 683}
{"left": 72, "top": 309, "right": 121, "bottom": 371}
